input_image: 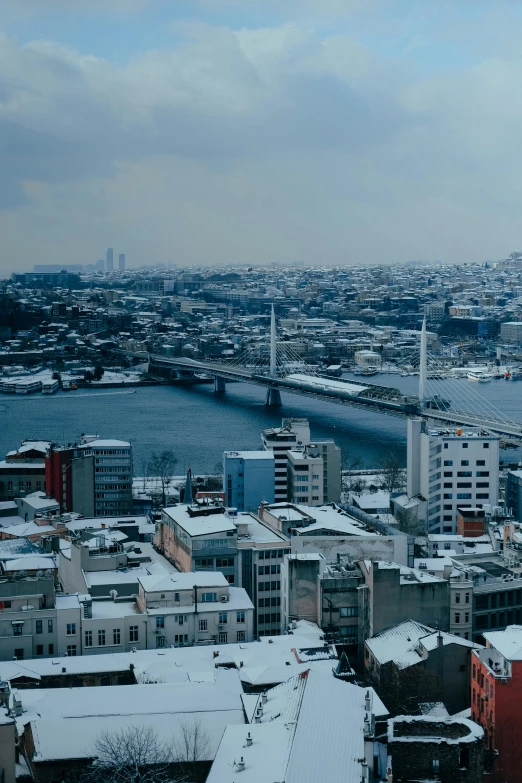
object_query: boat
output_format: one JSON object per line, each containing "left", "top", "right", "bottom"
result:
{"left": 360, "top": 367, "right": 379, "bottom": 377}
{"left": 41, "top": 379, "right": 60, "bottom": 394}
{"left": 467, "top": 370, "right": 492, "bottom": 382}
{"left": 325, "top": 365, "right": 343, "bottom": 378}
{"left": 70, "top": 383, "right": 78, "bottom": 390}
{"left": 62, "top": 381, "right": 72, "bottom": 391}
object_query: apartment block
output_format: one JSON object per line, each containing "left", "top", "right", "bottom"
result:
{"left": 407, "top": 419, "right": 499, "bottom": 534}
{"left": 223, "top": 451, "right": 274, "bottom": 511}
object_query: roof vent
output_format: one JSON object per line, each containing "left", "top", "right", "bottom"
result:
{"left": 246, "top": 733, "right": 253, "bottom": 747}
{"left": 236, "top": 757, "right": 245, "bottom": 772}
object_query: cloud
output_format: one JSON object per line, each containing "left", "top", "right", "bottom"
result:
{"left": 2, "top": 6, "right": 522, "bottom": 270}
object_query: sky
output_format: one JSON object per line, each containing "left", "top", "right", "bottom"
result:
{"left": 1, "top": 0, "right": 522, "bottom": 272}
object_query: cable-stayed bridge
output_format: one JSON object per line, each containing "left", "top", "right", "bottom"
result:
{"left": 129, "top": 310, "right": 522, "bottom": 443}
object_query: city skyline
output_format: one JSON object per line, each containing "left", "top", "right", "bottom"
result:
{"left": 1, "top": 1, "right": 522, "bottom": 272}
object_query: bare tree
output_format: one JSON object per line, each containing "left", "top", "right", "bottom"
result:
{"left": 341, "top": 451, "right": 364, "bottom": 496}
{"left": 148, "top": 450, "right": 178, "bottom": 507}
{"left": 174, "top": 718, "right": 211, "bottom": 783}
{"left": 378, "top": 452, "right": 406, "bottom": 496}
{"left": 84, "top": 725, "right": 177, "bottom": 783}
{"left": 134, "top": 672, "right": 166, "bottom": 685}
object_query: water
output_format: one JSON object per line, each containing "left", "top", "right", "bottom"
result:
{"left": 0, "top": 373, "right": 521, "bottom": 473}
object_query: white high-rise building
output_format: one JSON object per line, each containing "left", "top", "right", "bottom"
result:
{"left": 262, "top": 419, "right": 310, "bottom": 502}
{"left": 407, "top": 419, "right": 499, "bottom": 535}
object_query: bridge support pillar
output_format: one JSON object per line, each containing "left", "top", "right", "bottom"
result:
{"left": 265, "top": 387, "right": 282, "bottom": 407}
{"left": 214, "top": 376, "right": 226, "bottom": 393}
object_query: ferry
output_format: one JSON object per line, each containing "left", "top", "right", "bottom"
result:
{"left": 467, "top": 370, "right": 491, "bottom": 382}
{"left": 360, "top": 367, "right": 379, "bottom": 377}
{"left": 325, "top": 365, "right": 343, "bottom": 378}
{"left": 41, "top": 379, "right": 60, "bottom": 394}
{"left": 15, "top": 379, "right": 42, "bottom": 394}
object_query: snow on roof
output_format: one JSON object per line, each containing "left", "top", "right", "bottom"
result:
{"left": 483, "top": 625, "right": 522, "bottom": 660}
{"left": 31, "top": 711, "right": 243, "bottom": 763}
{"left": 162, "top": 505, "right": 237, "bottom": 537}
{"left": 285, "top": 672, "right": 368, "bottom": 783}
{"left": 1, "top": 556, "right": 56, "bottom": 572}
{"left": 0, "top": 539, "right": 41, "bottom": 558}
{"left": 18, "top": 493, "right": 59, "bottom": 510}
{"left": 366, "top": 620, "right": 477, "bottom": 669}
{"left": 265, "top": 504, "right": 313, "bottom": 522}
{"left": 204, "top": 723, "right": 292, "bottom": 783}
{"left": 138, "top": 570, "right": 229, "bottom": 593}
{"left": 81, "top": 439, "right": 130, "bottom": 448}
{"left": 388, "top": 715, "right": 484, "bottom": 744}
{"left": 0, "top": 522, "right": 56, "bottom": 537}
{"left": 375, "top": 561, "right": 445, "bottom": 585}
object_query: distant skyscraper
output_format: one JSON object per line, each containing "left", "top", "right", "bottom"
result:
{"left": 118, "top": 253, "right": 126, "bottom": 271}
{"left": 106, "top": 248, "right": 114, "bottom": 271}
{"left": 96, "top": 258, "right": 105, "bottom": 271}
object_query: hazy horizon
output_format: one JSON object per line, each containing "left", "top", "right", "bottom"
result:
{"left": 1, "top": 0, "right": 521, "bottom": 272}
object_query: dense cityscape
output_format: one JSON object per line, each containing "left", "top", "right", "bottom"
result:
{"left": 2, "top": 0, "right": 522, "bottom": 781}
{"left": 0, "top": 252, "right": 521, "bottom": 781}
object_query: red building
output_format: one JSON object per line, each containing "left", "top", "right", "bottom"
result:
{"left": 471, "top": 625, "right": 522, "bottom": 782}
{"left": 457, "top": 507, "right": 486, "bottom": 538}
{"left": 45, "top": 445, "right": 75, "bottom": 512}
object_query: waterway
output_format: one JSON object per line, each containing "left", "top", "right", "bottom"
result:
{"left": 0, "top": 373, "right": 521, "bottom": 473}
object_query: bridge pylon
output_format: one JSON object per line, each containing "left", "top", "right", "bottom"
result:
{"left": 214, "top": 376, "right": 226, "bottom": 393}
{"left": 265, "top": 387, "right": 282, "bottom": 407}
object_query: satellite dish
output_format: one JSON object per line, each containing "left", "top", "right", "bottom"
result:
{"left": 44, "top": 569, "right": 52, "bottom": 577}
{"left": 36, "top": 570, "right": 43, "bottom": 578}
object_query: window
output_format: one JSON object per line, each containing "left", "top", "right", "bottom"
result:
{"left": 35, "top": 620, "right": 42, "bottom": 634}
{"left": 66, "top": 623, "right": 76, "bottom": 635}
{"left": 174, "top": 592, "right": 180, "bottom": 603}
{"left": 457, "top": 471, "right": 472, "bottom": 477}
{"left": 48, "top": 644, "right": 54, "bottom": 654}
{"left": 473, "top": 664, "right": 476, "bottom": 680}
{"left": 483, "top": 443, "right": 489, "bottom": 449}
{"left": 340, "top": 607, "right": 358, "bottom": 617}
{"left": 113, "top": 628, "right": 121, "bottom": 645}
{"left": 201, "top": 592, "right": 217, "bottom": 603}
{"left": 199, "top": 619, "right": 208, "bottom": 632}
{"left": 444, "top": 443, "right": 448, "bottom": 449}
{"left": 457, "top": 482, "right": 472, "bottom": 488}
{"left": 7, "top": 482, "right": 12, "bottom": 492}
{"left": 218, "top": 632, "right": 228, "bottom": 644}
{"left": 455, "top": 613, "right": 460, "bottom": 624}
{"left": 443, "top": 494, "right": 453, "bottom": 500}
{"left": 237, "top": 611, "right": 245, "bottom": 623}
{"left": 156, "top": 616, "right": 165, "bottom": 629}
{"left": 433, "top": 760, "right": 440, "bottom": 774}
{"left": 444, "top": 471, "right": 453, "bottom": 477}
{"left": 444, "top": 460, "right": 453, "bottom": 466}
{"left": 129, "top": 626, "right": 139, "bottom": 642}
{"left": 98, "top": 630, "right": 106, "bottom": 646}
{"left": 13, "top": 624, "right": 22, "bottom": 636}
{"left": 465, "top": 613, "right": 469, "bottom": 623}
{"left": 219, "top": 612, "right": 228, "bottom": 624}
{"left": 36, "top": 644, "right": 43, "bottom": 656}
{"left": 461, "top": 460, "right": 469, "bottom": 466}
{"left": 457, "top": 493, "right": 472, "bottom": 499}
{"left": 67, "top": 645, "right": 77, "bottom": 656}
{"left": 465, "top": 592, "right": 470, "bottom": 603}
{"left": 14, "top": 649, "right": 23, "bottom": 660}
{"left": 36, "top": 481, "right": 42, "bottom": 491}
{"left": 85, "top": 630, "right": 93, "bottom": 647}
{"left": 455, "top": 593, "right": 461, "bottom": 604}
{"left": 237, "top": 630, "right": 246, "bottom": 642}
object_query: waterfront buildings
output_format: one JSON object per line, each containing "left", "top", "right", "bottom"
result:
{"left": 261, "top": 419, "right": 341, "bottom": 504}
{"left": 223, "top": 450, "right": 274, "bottom": 511}
{"left": 0, "top": 441, "right": 47, "bottom": 502}
{"left": 407, "top": 419, "right": 499, "bottom": 535}
{"left": 500, "top": 321, "right": 522, "bottom": 345}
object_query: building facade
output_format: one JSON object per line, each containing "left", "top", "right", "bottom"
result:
{"left": 407, "top": 419, "right": 499, "bottom": 534}
{"left": 223, "top": 451, "right": 274, "bottom": 511}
